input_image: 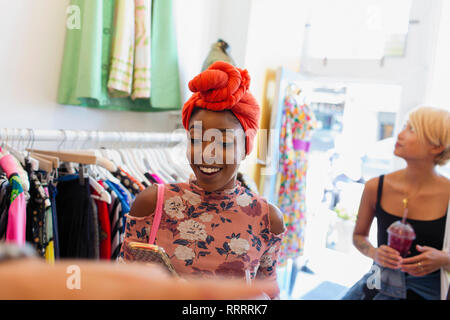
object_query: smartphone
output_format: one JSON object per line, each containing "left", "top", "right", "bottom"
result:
{"left": 123, "top": 242, "right": 178, "bottom": 277}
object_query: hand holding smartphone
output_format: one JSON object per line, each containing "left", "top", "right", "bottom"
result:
{"left": 122, "top": 242, "right": 178, "bottom": 277}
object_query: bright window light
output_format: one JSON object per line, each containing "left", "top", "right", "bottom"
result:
{"left": 307, "top": 0, "right": 412, "bottom": 59}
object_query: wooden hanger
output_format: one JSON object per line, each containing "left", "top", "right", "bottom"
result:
{"left": 29, "top": 154, "right": 53, "bottom": 172}
{"left": 26, "top": 149, "right": 117, "bottom": 172}
{"left": 30, "top": 152, "right": 59, "bottom": 169}
{"left": 27, "top": 149, "right": 112, "bottom": 203}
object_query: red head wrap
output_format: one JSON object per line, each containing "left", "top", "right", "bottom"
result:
{"left": 182, "top": 61, "right": 260, "bottom": 156}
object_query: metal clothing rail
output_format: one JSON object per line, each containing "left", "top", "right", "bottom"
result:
{"left": 0, "top": 128, "right": 187, "bottom": 149}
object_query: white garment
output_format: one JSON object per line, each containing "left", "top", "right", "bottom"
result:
{"left": 107, "top": 0, "right": 135, "bottom": 97}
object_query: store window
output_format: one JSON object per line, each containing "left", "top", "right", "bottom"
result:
{"left": 306, "top": 0, "right": 412, "bottom": 60}
{"left": 377, "top": 111, "right": 396, "bottom": 140}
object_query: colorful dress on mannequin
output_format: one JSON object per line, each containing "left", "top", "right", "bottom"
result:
{"left": 277, "top": 88, "right": 316, "bottom": 266}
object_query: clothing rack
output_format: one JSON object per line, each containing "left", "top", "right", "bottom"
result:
{"left": 0, "top": 128, "right": 186, "bottom": 149}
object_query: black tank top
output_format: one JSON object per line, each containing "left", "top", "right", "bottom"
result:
{"left": 375, "top": 175, "right": 447, "bottom": 258}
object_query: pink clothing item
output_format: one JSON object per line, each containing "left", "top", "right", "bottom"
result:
{"left": 120, "top": 178, "right": 284, "bottom": 298}
{"left": 0, "top": 154, "right": 19, "bottom": 178}
{"left": 150, "top": 173, "right": 164, "bottom": 184}
{"left": 5, "top": 174, "right": 26, "bottom": 245}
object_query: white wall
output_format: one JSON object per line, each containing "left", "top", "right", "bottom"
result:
{"left": 0, "top": 0, "right": 447, "bottom": 135}
{"left": 425, "top": 0, "right": 450, "bottom": 111}
{"left": 244, "top": 0, "right": 308, "bottom": 104}
{"left": 174, "top": 0, "right": 251, "bottom": 104}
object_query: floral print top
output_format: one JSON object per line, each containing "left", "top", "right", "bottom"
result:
{"left": 119, "top": 178, "right": 284, "bottom": 298}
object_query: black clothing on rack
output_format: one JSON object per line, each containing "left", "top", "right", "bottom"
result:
{"left": 56, "top": 177, "right": 96, "bottom": 259}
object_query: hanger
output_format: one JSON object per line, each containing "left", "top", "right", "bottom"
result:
{"left": 77, "top": 150, "right": 113, "bottom": 183}
{"left": 154, "top": 148, "right": 178, "bottom": 182}
{"left": 28, "top": 134, "right": 111, "bottom": 203}
{"left": 141, "top": 148, "right": 155, "bottom": 174}
{"left": 98, "top": 148, "right": 116, "bottom": 168}
{"left": 162, "top": 148, "right": 191, "bottom": 181}
{"left": 29, "top": 153, "right": 53, "bottom": 173}
{"left": 4, "top": 144, "right": 25, "bottom": 165}
{"left": 30, "top": 152, "right": 59, "bottom": 169}
{"left": 132, "top": 135, "right": 153, "bottom": 185}
{"left": 117, "top": 148, "right": 137, "bottom": 179}
{"left": 130, "top": 148, "right": 151, "bottom": 185}
{"left": 2, "top": 128, "right": 28, "bottom": 165}
{"left": 90, "top": 150, "right": 121, "bottom": 184}
{"left": 161, "top": 145, "right": 192, "bottom": 180}
{"left": 146, "top": 149, "right": 173, "bottom": 183}
{"left": 114, "top": 134, "right": 145, "bottom": 184}
{"left": 26, "top": 155, "right": 40, "bottom": 172}
{"left": 162, "top": 147, "right": 187, "bottom": 180}
{"left": 124, "top": 147, "right": 146, "bottom": 184}
{"left": 148, "top": 148, "right": 175, "bottom": 183}
{"left": 138, "top": 148, "right": 154, "bottom": 182}
{"left": 22, "top": 129, "right": 41, "bottom": 172}
{"left": 25, "top": 149, "right": 117, "bottom": 173}
{"left": 124, "top": 148, "right": 146, "bottom": 183}
{"left": 89, "top": 176, "right": 111, "bottom": 204}
{"left": 111, "top": 135, "right": 124, "bottom": 168}
{"left": 110, "top": 149, "right": 124, "bottom": 168}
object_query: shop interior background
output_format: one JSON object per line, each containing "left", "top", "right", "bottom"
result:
{"left": 0, "top": 0, "right": 449, "bottom": 300}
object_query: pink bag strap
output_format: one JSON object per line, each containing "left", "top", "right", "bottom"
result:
{"left": 149, "top": 184, "right": 164, "bottom": 245}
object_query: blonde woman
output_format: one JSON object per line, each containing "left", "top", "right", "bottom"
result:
{"left": 343, "top": 106, "right": 450, "bottom": 300}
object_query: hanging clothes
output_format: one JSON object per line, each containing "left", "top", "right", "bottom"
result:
{"left": 25, "top": 168, "right": 49, "bottom": 257}
{"left": 132, "top": 0, "right": 152, "bottom": 99}
{"left": 111, "top": 167, "right": 144, "bottom": 196}
{"left": 0, "top": 176, "right": 11, "bottom": 240}
{"left": 150, "top": 0, "right": 181, "bottom": 109}
{"left": 92, "top": 180, "right": 111, "bottom": 260}
{"left": 0, "top": 154, "right": 27, "bottom": 246}
{"left": 43, "top": 187, "right": 55, "bottom": 264}
{"left": 145, "top": 172, "right": 164, "bottom": 184}
{"left": 107, "top": 0, "right": 135, "bottom": 97}
{"left": 55, "top": 175, "right": 96, "bottom": 259}
{"left": 58, "top": 0, "right": 180, "bottom": 111}
{"left": 277, "top": 93, "right": 317, "bottom": 266}
{"left": 90, "top": 196, "right": 100, "bottom": 259}
{"left": 104, "top": 179, "right": 131, "bottom": 254}
{"left": 105, "top": 184, "right": 123, "bottom": 260}
{"left": 47, "top": 182, "right": 60, "bottom": 259}
{"left": 0, "top": 140, "right": 191, "bottom": 263}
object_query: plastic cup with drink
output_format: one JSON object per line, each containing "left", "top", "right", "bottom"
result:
{"left": 387, "top": 204, "right": 416, "bottom": 257}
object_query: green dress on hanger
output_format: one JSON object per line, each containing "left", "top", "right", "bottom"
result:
{"left": 57, "top": 0, "right": 181, "bottom": 112}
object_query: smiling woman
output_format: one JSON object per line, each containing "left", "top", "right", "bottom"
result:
{"left": 187, "top": 108, "right": 245, "bottom": 192}
{"left": 119, "top": 61, "right": 286, "bottom": 299}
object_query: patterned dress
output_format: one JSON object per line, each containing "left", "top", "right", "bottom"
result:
{"left": 277, "top": 95, "right": 316, "bottom": 266}
{"left": 119, "top": 178, "right": 284, "bottom": 297}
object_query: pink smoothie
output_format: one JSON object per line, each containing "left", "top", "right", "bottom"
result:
{"left": 387, "top": 221, "right": 416, "bottom": 257}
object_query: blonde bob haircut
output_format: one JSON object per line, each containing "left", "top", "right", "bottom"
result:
{"left": 408, "top": 106, "right": 450, "bottom": 166}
